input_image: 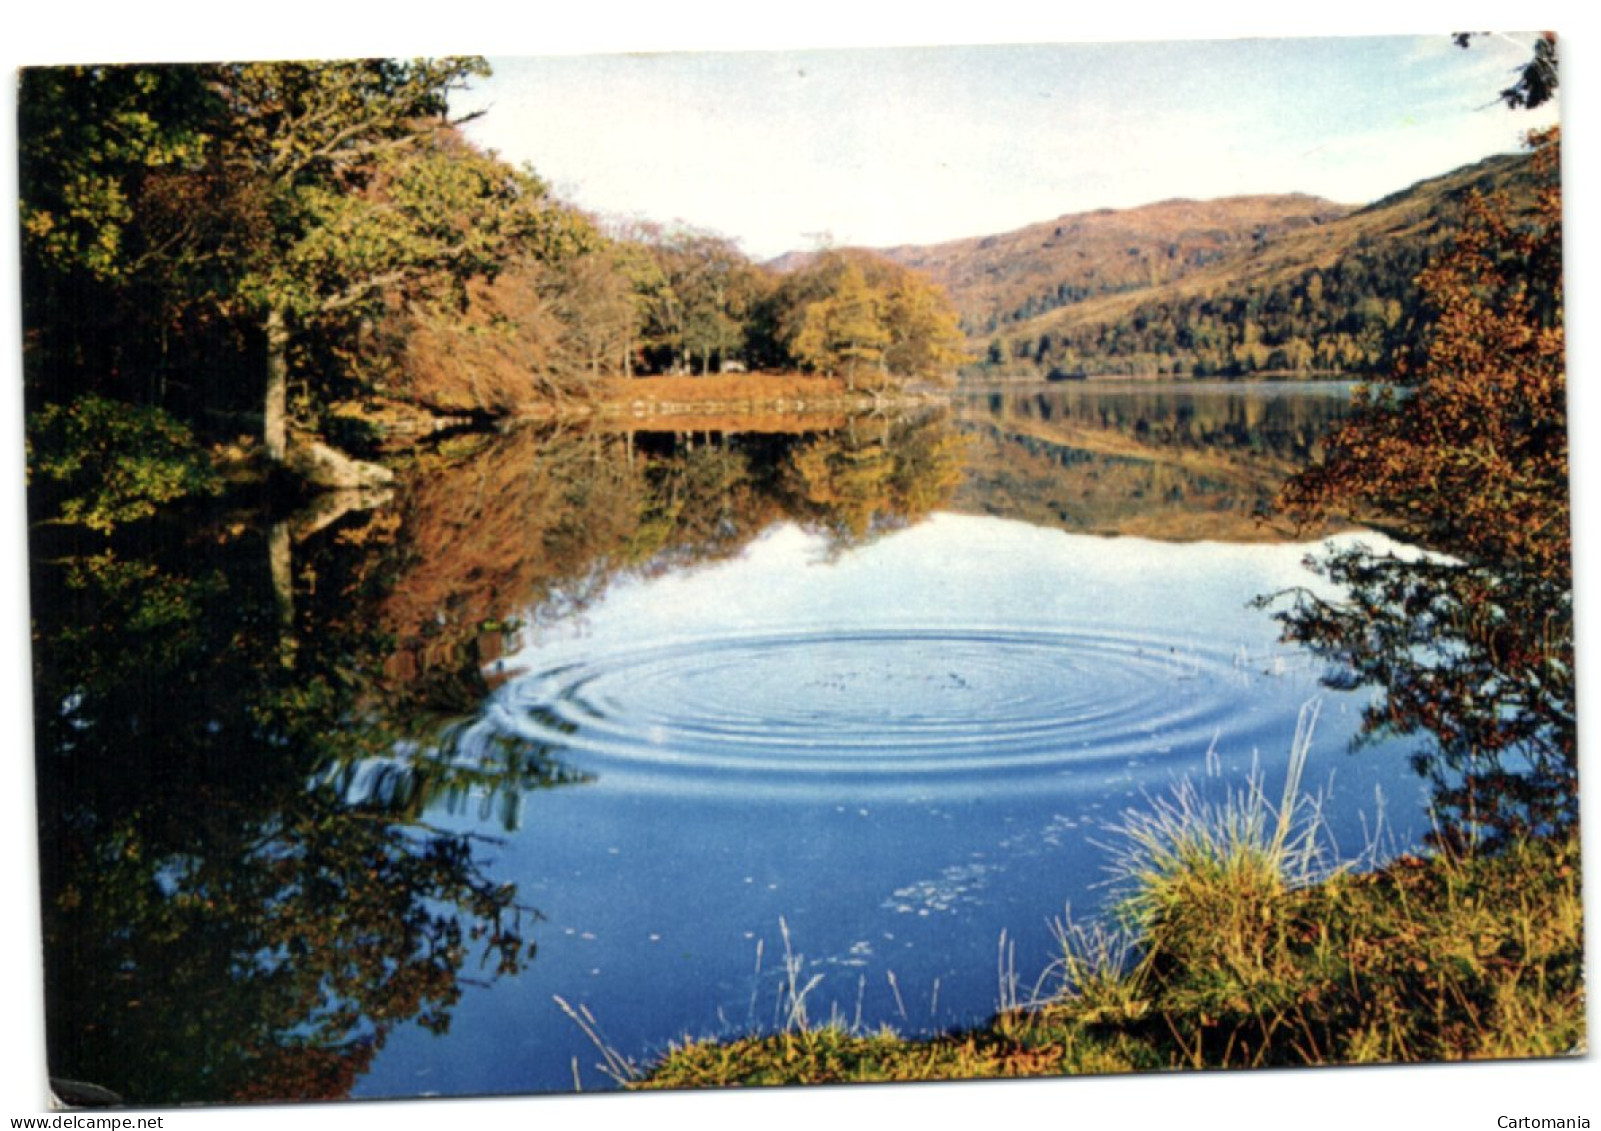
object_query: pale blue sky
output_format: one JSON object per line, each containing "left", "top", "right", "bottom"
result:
{"left": 457, "top": 34, "right": 1559, "bottom": 258}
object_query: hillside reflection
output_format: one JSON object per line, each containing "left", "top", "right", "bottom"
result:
{"left": 955, "top": 381, "right": 1357, "bottom": 541}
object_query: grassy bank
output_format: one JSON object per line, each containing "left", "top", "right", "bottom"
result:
{"left": 629, "top": 827, "right": 1583, "bottom": 1089}
{"left": 598, "top": 372, "right": 853, "bottom": 405}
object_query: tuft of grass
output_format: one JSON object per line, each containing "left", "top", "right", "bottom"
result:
{"left": 1044, "top": 914, "right": 1148, "bottom": 1028}
{"left": 1035, "top": 826, "right": 1586, "bottom": 1072}
{"left": 1104, "top": 699, "right": 1329, "bottom": 940}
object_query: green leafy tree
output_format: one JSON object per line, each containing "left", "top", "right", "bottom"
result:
{"left": 675, "top": 234, "right": 758, "bottom": 375}
{"left": 624, "top": 225, "right": 756, "bottom": 374}
{"left": 18, "top": 65, "right": 233, "bottom": 415}
{"left": 18, "top": 65, "right": 213, "bottom": 286}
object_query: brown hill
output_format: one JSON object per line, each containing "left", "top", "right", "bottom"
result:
{"left": 878, "top": 194, "right": 1353, "bottom": 335}
{"left": 1008, "top": 152, "right": 1533, "bottom": 338}
{"left": 1011, "top": 152, "right": 1538, "bottom": 378}
{"left": 850, "top": 150, "right": 1537, "bottom": 379}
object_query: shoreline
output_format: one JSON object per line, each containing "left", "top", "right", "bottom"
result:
{"left": 544, "top": 373, "right": 949, "bottom": 425}
{"left": 221, "top": 375, "right": 953, "bottom": 488}
{"left": 350, "top": 373, "right": 953, "bottom": 444}
{"left": 630, "top": 831, "right": 1583, "bottom": 1088}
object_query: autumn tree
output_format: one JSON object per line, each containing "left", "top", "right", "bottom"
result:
{"left": 549, "top": 244, "right": 645, "bottom": 378}
{"left": 204, "top": 60, "right": 584, "bottom": 463}
{"left": 765, "top": 249, "right": 967, "bottom": 388}
{"left": 1268, "top": 126, "right": 1569, "bottom": 846}
{"left": 883, "top": 271, "right": 971, "bottom": 381}
{"left": 20, "top": 60, "right": 582, "bottom": 477}
{"left": 391, "top": 259, "right": 580, "bottom": 415}
{"left": 792, "top": 261, "right": 892, "bottom": 388}
{"left": 388, "top": 214, "right": 655, "bottom": 416}
{"left": 677, "top": 235, "right": 761, "bottom": 375}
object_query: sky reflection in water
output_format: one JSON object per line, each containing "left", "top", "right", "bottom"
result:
{"left": 355, "top": 512, "right": 1431, "bottom": 1098}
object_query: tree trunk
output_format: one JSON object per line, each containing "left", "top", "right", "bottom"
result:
{"left": 268, "top": 518, "right": 294, "bottom": 628}
{"left": 264, "top": 304, "right": 291, "bottom": 464}
{"left": 268, "top": 518, "right": 298, "bottom": 668}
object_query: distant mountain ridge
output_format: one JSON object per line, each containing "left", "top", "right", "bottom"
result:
{"left": 878, "top": 193, "right": 1354, "bottom": 336}
{"left": 780, "top": 150, "right": 1539, "bottom": 380}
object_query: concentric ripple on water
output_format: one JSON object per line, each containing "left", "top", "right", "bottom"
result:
{"left": 483, "top": 625, "right": 1278, "bottom": 798}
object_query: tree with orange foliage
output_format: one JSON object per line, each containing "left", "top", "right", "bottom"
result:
{"left": 768, "top": 249, "right": 966, "bottom": 389}
{"left": 1268, "top": 125, "right": 1569, "bottom": 847}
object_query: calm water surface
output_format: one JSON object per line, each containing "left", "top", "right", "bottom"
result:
{"left": 31, "top": 380, "right": 1434, "bottom": 1103}
{"left": 353, "top": 381, "right": 1428, "bottom": 1097}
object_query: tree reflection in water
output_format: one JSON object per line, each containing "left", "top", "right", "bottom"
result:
{"left": 30, "top": 408, "right": 966, "bottom": 1103}
{"left": 31, "top": 511, "right": 550, "bottom": 1104}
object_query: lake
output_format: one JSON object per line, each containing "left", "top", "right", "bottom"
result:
{"left": 30, "top": 380, "right": 1435, "bottom": 1103}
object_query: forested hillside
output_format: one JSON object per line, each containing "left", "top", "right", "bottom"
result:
{"left": 881, "top": 194, "right": 1351, "bottom": 335}
{"left": 879, "top": 150, "right": 1540, "bottom": 379}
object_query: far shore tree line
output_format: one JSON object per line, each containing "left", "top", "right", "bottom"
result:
{"left": 18, "top": 58, "right": 968, "bottom": 504}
